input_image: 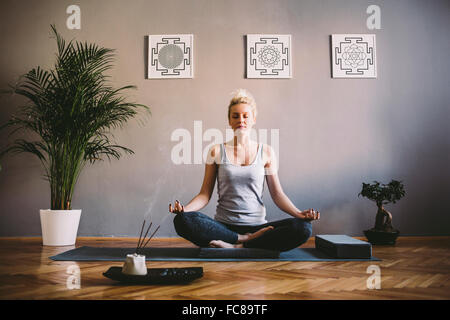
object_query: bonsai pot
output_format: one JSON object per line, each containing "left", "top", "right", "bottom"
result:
{"left": 39, "top": 209, "right": 81, "bottom": 246}
{"left": 364, "top": 228, "right": 399, "bottom": 245}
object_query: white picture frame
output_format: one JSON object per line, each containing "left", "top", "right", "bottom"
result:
{"left": 247, "top": 34, "right": 292, "bottom": 79}
{"left": 331, "top": 34, "right": 377, "bottom": 78}
{"left": 147, "top": 34, "right": 193, "bottom": 79}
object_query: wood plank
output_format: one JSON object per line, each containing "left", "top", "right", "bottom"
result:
{"left": 0, "top": 236, "right": 449, "bottom": 299}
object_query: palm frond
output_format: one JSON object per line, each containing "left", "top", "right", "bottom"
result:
{"left": 1, "top": 25, "right": 150, "bottom": 210}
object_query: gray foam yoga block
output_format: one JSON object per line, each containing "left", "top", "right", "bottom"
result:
{"left": 315, "top": 235, "right": 372, "bottom": 259}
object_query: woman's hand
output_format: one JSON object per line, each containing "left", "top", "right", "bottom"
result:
{"left": 298, "top": 208, "right": 320, "bottom": 221}
{"left": 169, "top": 200, "right": 184, "bottom": 214}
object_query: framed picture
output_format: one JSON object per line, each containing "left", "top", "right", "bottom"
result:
{"left": 247, "top": 34, "right": 292, "bottom": 79}
{"left": 147, "top": 34, "right": 193, "bottom": 79}
{"left": 331, "top": 34, "right": 377, "bottom": 78}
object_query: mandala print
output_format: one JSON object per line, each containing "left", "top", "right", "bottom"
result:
{"left": 332, "top": 34, "right": 376, "bottom": 78}
{"left": 158, "top": 44, "right": 184, "bottom": 69}
{"left": 342, "top": 44, "right": 367, "bottom": 68}
{"left": 247, "top": 34, "right": 291, "bottom": 78}
{"left": 148, "top": 34, "right": 193, "bottom": 79}
{"left": 257, "top": 45, "right": 281, "bottom": 68}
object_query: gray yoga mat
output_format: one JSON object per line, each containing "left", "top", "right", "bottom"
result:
{"left": 50, "top": 246, "right": 380, "bottom": 262}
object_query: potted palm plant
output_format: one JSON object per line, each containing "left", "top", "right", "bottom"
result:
{"left": 359, "top": 180, "right": 406, "bottom": 245}
{"left": 0, "top": 25, "right": 149, "bottom": 246}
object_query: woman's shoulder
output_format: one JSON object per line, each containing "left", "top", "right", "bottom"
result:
{"left": 261, "top": 143, "right": 276, "bottom": 167}
{"left": 206, "top": 144, "right": 222, "bottom": 165}
{"left": 209, "top": 144, "right": 222, "bottom": 157}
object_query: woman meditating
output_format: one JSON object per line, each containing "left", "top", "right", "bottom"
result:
{"left": 169, "top": 89, "right": 320, "bottom": 252}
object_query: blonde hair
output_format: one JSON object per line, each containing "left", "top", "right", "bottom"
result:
{"left": 228, "top": 89, "right": 257, "bottom": 119}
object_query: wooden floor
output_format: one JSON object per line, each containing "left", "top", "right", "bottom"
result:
{"left": 0, "top": 236, "right": 449, "bottom": 300}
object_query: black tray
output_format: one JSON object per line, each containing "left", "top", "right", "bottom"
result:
{"left": 103, "top": 266, "right": 203, "bottom": 284}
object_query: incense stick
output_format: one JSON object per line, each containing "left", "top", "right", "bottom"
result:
{"left": 135, "top": 212, "right": 168, "bottom": 255}
{"left": 135, "top": 220, "right": 146, "bottom": 254}
{"left": 137, "top": 222, "right": 152, "bottom": 254}
{"left": 141, "top": 222, "right": 152, "bottom": 243}
{"left": 140, "top": 225, "right": 161, "bottom": 250}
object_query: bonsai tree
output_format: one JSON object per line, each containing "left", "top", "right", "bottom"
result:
{"left": 0, "top": 25, "right": 150, "bottom": 210}
{"left": 358, "top": 180, "right": 406, "bottom": 232}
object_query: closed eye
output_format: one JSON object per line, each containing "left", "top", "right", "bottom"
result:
{"left": 232, "top": 114, "right": 249, "bottom": 118}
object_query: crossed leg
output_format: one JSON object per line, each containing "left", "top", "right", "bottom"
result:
{"left": 173, "top": 211, "right": 312, "bottom": 251}
{"left": 173, "top": 211, "right": 239, "bottom": 247}
{"left": 209, "top": 226, "right": 274, "bottom": 248}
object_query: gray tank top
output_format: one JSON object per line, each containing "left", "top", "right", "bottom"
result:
{"left": 214, "top": 142, "right": 267, "bottom": 225}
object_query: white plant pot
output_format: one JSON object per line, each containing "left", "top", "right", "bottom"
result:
{"left": 39, "top": 209, "right": 81, "bottom": 246}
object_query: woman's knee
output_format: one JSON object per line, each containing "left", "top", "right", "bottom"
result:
{"left": 173, "top": 212, "right": 194, "bottom": 236}
{"left": 173, "top": 212, "right": 202, "bottom": 245}
{"left": 290, "top": 218, "right": 312, "bottom": 242}
{"left": 173, "top": 211, "right": 210, "bottom": 237}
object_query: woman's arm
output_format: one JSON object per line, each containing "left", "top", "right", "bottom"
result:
{"left": 263, "top": 144, "right": 319, "bottom": 220}
{"left": 266, "top": 173, "right": 303, "bottom": 218}
{"left": 182, "top": 145, "right": 219, "bottom": 212}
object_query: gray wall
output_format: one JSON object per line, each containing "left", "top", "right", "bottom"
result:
{"left": 0, "top": 0, "right": 449, "bottom": 237}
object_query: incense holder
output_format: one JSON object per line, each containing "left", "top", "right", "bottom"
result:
{"left": 122, "top": 253, "right": 147, "bottom": 275}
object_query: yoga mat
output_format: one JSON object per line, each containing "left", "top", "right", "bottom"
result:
{"left": 50, "top": 246, "right": 380, "bottom": 262}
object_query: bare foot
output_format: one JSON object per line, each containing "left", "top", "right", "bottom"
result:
{"left": 209, "top": 240, "right": 243, "bottom": 249}
{"left": 237, "top": 226, "right": 274, "bottom": 244}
